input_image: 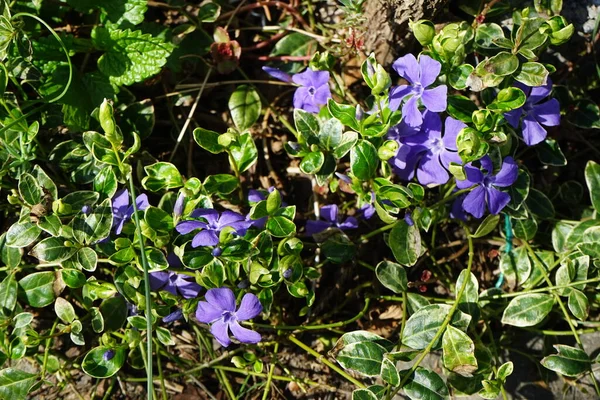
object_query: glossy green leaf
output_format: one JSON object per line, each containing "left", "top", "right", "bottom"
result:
{"left": 351, "top": 140, "right": 379, "bottom": 180}
{"left": 318, "top": 118, "right": 343, "bottom": 150}
{"left": 94, "top": 166, "right": 118, "bottom": 198}
{"left": 512, "top": 218, "right": 537, "bottom": 241}
{"left": 402, "top": 304, "right": 471, "bottom": 350}
{"left": 19, "top": 271, "right": 56, "bottom": 308}
{"left": 230, "top": 132, "right": 258, "bottom": 173}
{"left": 266, "top": 216, "right": 296, "bottom": 238}
{"left": 18, "top": 173, "right": 42, "bottom": 206}
{"left": 193, "top": 127, "right": 226, "bottom": 154}
{"left": 471, "top": 214, "right": 499, "bottom": 238}
{"left": 442, "top": 325, "right": 478, "bottom": 377}
{"left": 142, "top": 162, "right": 183, "bottom": 192}
{"left": 5, "top": 222, "right": 41, "bottom": 248}
{"left": 100, "top": 296, "right": 128, "bottom": 331}
{"left": 300, "top": 151, "right": 324, "bottom": 174}
{"left": 380, "top": 357, "right": 399, "bottom": 385}
{"left": 203, "top": 174, "right": 238, "bottom": 195}
{"left": 294, "top": 109, "right": 319, "bottom": 142}
{"left": 568, "top": 289, "right": 589, "bottom": 321}
{"left": 514, "top": 62, "right": 548, "bottom": 86}
{"left": 0, "top": 274, "right": 18, "bottom": 316}
{"left": 336, "top": 341, "right": 389, "bottom": 377}
{"left": 375, "top": 261, "right": 407, "bottom": 293}
{"left": 82, "top": 346, "right": 126, "bottom": 378}
{"left": 389, "top": 220, "right": 421, "bottom": 267}
{"left": 585, "top": 161, "right": 600, "bottom": 212}
{"left": 229, "top": 85, "right": 261, "bottom": 131}
{"left": 541, "top": 344, "right": 590, "bottom": 377}
{"left": 447, "top": 95, "right": 478, "bottom": 123}
{"left": 29, "top": 237, "right": 76, "bottom": 263}
{"left": 0, "top": 368, "right": 37, "bottom": 400}
{"left": 54, "top": 297, "right": 77, "bottom": 324}
{"left": 333, "top": 131, "right": 359, "bottom": 159}
{"left": 501, "top": 293, "right": 554, "bottom": 327}
{"left": 403, "top": 367, "right": 449, "bottom": 400}
{"left": 488, "top": 87, "right": 526, "bottom": 112}
{"left": 61, "top": 269, "right": 87, "bottom": 288}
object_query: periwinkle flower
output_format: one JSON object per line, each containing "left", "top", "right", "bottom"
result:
{"left": 305, "top": 204, "right": 359, "bottom": 235}
{"left": 263, "top": 66, "right": 331, "bottom": 113}
{"left": 81, "top": 205, "right": 91, "bottom": 215}
{"left": 111, "top": 189, "right": 149, "bottom": 235}
{"left": 196, "top": 287, "right": 262, "bottom": 347}
{"left": 503, "top": 79, "right": 560, "bottom": 146}
{"left": 149, "top": 271, "right": 202, "bottom": 299}
{"left": 389, "top": 112, "right": 465, "bottom": 186}
{"left": 163, "top": 309, "right": 184, "bottom": 323}
{"left": 388, "top": 54, "right": 447, "bottom": 127}
{"left": 176, "top": 209, "right": 251, "bottom": 247}
{"left": 103, "top": 349, "right": 115, "bottom": 361}
{"left": 358, "top": 191, "right": 376, "bottom": 220}
{"left": 173, "top": 192, "right": 185, "bottom": 217}
{"left": 455, "top": 156, "right": 518, "bottom": 218}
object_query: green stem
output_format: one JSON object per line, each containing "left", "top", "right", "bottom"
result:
{"left": 128, "top": 177, "right": 154, "bottom": 400}
{"left": 288, "top": 334, "right": 366, "bottom": 389}
{"left": 360, "top": 223, "right": 394, "bottom": 241}
{"left": 154, "top": 340, "right": 167, "bottom": 400}
{"left": 40, "top": 319, "right": 59, "bottom": 379}
{"left": 261, "top": 342, "right": 279, "bottom": 400}
{"left": 209, "top": 365, "right": 336, "bottom": 390}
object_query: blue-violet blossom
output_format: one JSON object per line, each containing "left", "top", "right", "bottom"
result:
{"left": 176, "top": 209, "right": 250, "bottom": 247}
{"left": 455, "top": 156, "right": 518, "bottom": 218}
{"left": 263, "top": 66, "right": 331, "bottom": 113}
{"left": 149, "top": 271, "right": 202, "bottom": 299}
{"left": 388, "top": 54, "right": 447, "bottom": 127}
{"left": 305, "top": 204, "right": 359, "bottom": 235}
{"left": 111, "top": 189, "right": 149, "bottom": 235}
{"left": 196, "top": 287, "right": 262, "bottom": 347}
{"left": 503, "top": 79, "right": 560, "bottom": 146}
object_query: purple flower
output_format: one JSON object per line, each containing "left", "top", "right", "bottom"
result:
{"left": 174, "top": 193, "right": 185, "bottom": 217}
{"left": 103, "top": 349, "right": 115, "bottom": 361}
{"left": 450, "top": 193, "right": 468, "bottom": 221}
{"left": 176, "top": 209, "right": 251, "bottom": 247}
{"left": 390, "top": 112, "right": 465, "bottom": 186}
{"left": 163, "top": 309, "right": 184, "bottom": 323}
{"left": 389, "top": 54, "right": 447, "bottom": 127}
{"left": 263, "top": 66, "right": 331, "bottom": 113}
{"left": 82, "top": 205, "right": 91, "bottom": 215}
{"left": 305, "top": 204, "right": 359, "bottom": 235}
{"left": 503, "top": 79, "right": 560, "bottom": 146}
{"left": 196, "top": 287, "right": 262, "bottom": 347}
{"left": 111, "top": 189, "right": 149, "bottom": 235}
{"left": 149, "top": 271, "right": 203, "bottom": 299}
{"left": 358, "top": 191, "right": 376, "bottom": 220}
{"left": 456, "top": 156, "right": 518, "bottom": 218}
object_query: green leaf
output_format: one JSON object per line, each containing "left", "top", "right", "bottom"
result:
{"left": 0, "top": 368, "right": 37, "bottom": 400}
{"left": 585, "top": 161, "right": 600, "bottom": 213}
{"left": 61, "top": 191, "right": 100, "bottom": 217}
{"left": 318, "top": 118, "right": 343, "bottom": 150}
{"left": 0, "top": 274, "right": 18, "bottom": 316}
{"left": 327, "top": 99, "right": 359, "bottom": 131}
{"left": 38, "top": 215, "right": 63, "bottom": 237}
{"left": 568, "top": 100, "right": 600, "bottom": 129}
{"left": 5, "top": 222, "right": 41, "bottom": 248}
{"left": 496, "top": 361, "right": 513, "bottom": 381}
{"left": 156, "top": 326, "right": 175, "bottom": 346}
{"left": 0, "top": 232, "right": 21, "bottom": 269}
{"left": 336, "top": 341, "right": 389, "bottom": 377}
{"left": 82, "top": 346, "right": 126, "bottom": 378}
{"left": 203, "top": 174, "right": 238, "bottom": 195}
{"left": 270, "top": 32, "right": 317, "bottom": 59}
{"left": 61, "top": 269, "right": 87, "bottom": 288}
{"left": 351, "top": 140, "right": 379, "bottom": 180}
{"left": 402, "top": 304, "right": 471, "bottom": 350}
{"left": 525, "top": 189, "right": 555, "bottom": 219}
{"left": 230, "top": 132, "right": 258, "bottom": 173}
{"left": 514, "top": 62, "right": 548, "bottom": 87}
{"left": 448, "top": 64, "right": 474, "bottom": 90}
{"left": 145, "top": 206, "right": 174, "bottom": 233}
{"left": 13, "top": 313, "right": 33, "bottom": 329}
{"left": 380, "top": 357, "right": 400, "bottom": 385}
{"left": 29, "top": 237, "right": 76, "bottom": 263}
{"left": 475, "top": 23, "right": 506, "bottom": 50}
{"left": 352, "top": 389, "right": 378, "bottom": 400}
{"left": 300, "top": 151, "right": 325, "bottom": 174}
{"left": 403, "top": 367, "right": 449, "bottom": 400}
{"left": 100, "top": 296, "right": 128, "bottom": 331}
{"left": 142, "top": 162, "right": 183, "bottom": 192}
{"left": 73, "top": 198, "right": 113, "bottom": 244}
{"left": 456, "top": 269, "right": 480, "bottom": 321}
{"left": 447, "top": 95, "right": 478, "bottom": 123}
{"left": 479, "top": 51, "right": 519, "bottom": 76}
{"left": 229, "top": 85, "right": 261, "bottom": 131}
{"left": 507, "top": 170, "right": 530, "bottom": 211}
{"left": 18, "top": 173, "right": 42, "bottom": 206}
{"left": 77, "top": 247, "right": 98, "bottom": 272}
{"left": 193, "top": 127, "right": 226, "bottom": 154}
{"left": 568, "top": 289, "right": 589, "bottom": 321}
{"left": 375, "top": 261, "right": 407, "bottom": 293}
{"left": 389, "top": 220, "right": 421, "bottom": 267}
{"left": 92, "top": 27, "right": 174, "bottom": 86}
{"left": 541, "top": 345, "right": 590, "bottom": 377}
{"left": 471, "top": 214, "right": 499, "bottom": 238}
{"left": 488, "top": 87, "right": 526, "bottom": 112}
{"left": 512, "top": 217, "right": 537, "bottom": 241}
{"left": 94, "top": 166, "right": 118, "bottom": 198}
{"left": 19, "top": 271, "right": 56, "bottom": 308}
{"left": 501, "top": 293, "right": 554, "bottom": 327}
{"left": 54, "top": 297, "right": 77, "bottom": 324}
{"left": 294, "top": 109, "right": 319, "bottom": 142}
{"left": 32, "top": 165, "right": 58, "bottom": 201}
{"left": 266, "top": 216, "right": 296, "bottom": 238}
{"left": 333, "top": 131, "right": 359, "bottom": 159}
{"left": 91, "top": 307, "right": 104, "bottom": 333}
{"left": 442, "top": 325, "right": 478, "bottom": 377}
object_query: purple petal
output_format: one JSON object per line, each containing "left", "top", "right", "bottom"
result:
{"left": 389, "top": 85, "right": 412, "bottom": 112}
{"left": 230, "top": 321, "right": 261, "bottom": 344}
{"left": 176, "top": 220, "right": 206, "bottom": 234}
{"left": 192, "top": 230, "right": 220, "bottom": 247}
{"left": 235, "top": 293, "right": 262, "bottom": 321}
{"left": 417, "top": 153, "right": 449, "bottom": 186}
{"left": 320, "top": 204, "right": 338, "bottom": 223}
{"left": 419, "top": 55, "right": 442, "bottom": 87}
{"left": 163, "top": 309, "right": 183, "bottom": 323}
{"left": 492, "top": 157, "right": 518, "bottom": 187}
{"left": 114, "top": 218, "right": 126, "bottom": 235}
{"left": 504, "top": 108, "right": 523, "bottom": 128}
{"left": 402, "top": 96, "right": 423, "bottom": 127}
{"left": 293, "top": 87, "right": 319, "bottom": 113}
{"left": 443, "top": 117, "right": 466, "bottom": 150}
{"left": 439, "top": 149, "right": 462, "bottom": 169}
{"left": 456, "top": 164, "right": 484, "bottom": 189}
{"left": 227, "top": 220, "right": 253, "bottom": 236}
{"left": 248, "top": 189, "right": 265, "bottom": 203}
{"left": 391, "top": 145, "right": 419, "bottom": 181}
{"left": 112, "top": 189, "right": 129, "bottom": 213}
{"left": 487, "top": 187, "right": 511, "bottom": 215}
{"left": 205, "top": 287, "right": 236, "bottom": 312}
{"left": 196, "top": 300, "right": 224, "bottom": 323}
{"left": 219, "top": 210, "right": 245, "bottom": 227}
{"left": 528, "top": 79, "right": 552, "bottom": 104}
{"left": 480, "top": 156, "right": 494, "bottom": 175}
{"left": 262, "top": 66, "right": 292, "bottom": 83}
{"left": 360, "top": 204, "right": 376, "bottom": 220}
{"left": 175, "top": 275, "right": 202, "bottom": 299}
{"left": 149, "top": 271, "right": 169, "bottom": 290}
{"left": 392, "top": 54, "right": 420, "bottom": 85}
{"left": 532, "top": 99, "right": 560, "bottom": 127}
{"left": 135, "top": 194, "right": 149, "bottom": 211}
{"left": 313, "top": 85, "right": 331, "bottom": 105}
{"left": 305, "top": 220, "right": 332, "bottom": 235}
{"left": 174, "top": 193, "right": 185, "bottom": 217}
{"left": 522, "top": 113, "right": 548, "bottom": 146}
{"left": 210, "top": 319, "right": 231, "bottom": 347}
{"left": 338, "top": 216, "right": 359, "bottom": 230}
{"left": 421, "top": 86, "right": 447, "bottom": 112}
{"left": 190, "top": 209, "right": 219, "bottom": 225}
{"left": 450, "top": 195, "right": 468, "bottom": 221}
{"left": 462, "top": 186, "right": 487, "bottom": 218}
{"left": 167, "top": 252, "right": 183, "bottom": 267}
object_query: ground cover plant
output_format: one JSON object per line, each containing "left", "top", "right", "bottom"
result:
{"left": 0, "top": 0, "right": 600, "bottom": 398}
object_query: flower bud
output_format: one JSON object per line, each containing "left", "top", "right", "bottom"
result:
{"left": 410, "top": 20, "right": 436, "bottom": 46}
{"left": 378, "top": 140, "right": 399, "bottom": 161}
{"left": 103, "top": 349, "right": 115, "bottom": 361}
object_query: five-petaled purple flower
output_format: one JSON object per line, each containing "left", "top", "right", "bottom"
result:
{"left": 263, "top": 66, "right": 331, "bottom": 113}
{"left": 111, "top": 189, "right": 149, "bottom": 235}
{"left": 149, "top": 270, "right": 202, "bottom": 299}
{"left": 455, "top": 156, "right": 518, "bottom": 218}
{"left": 503, "top": 79, "right": 560, "bottom": 146}
{"left": 305, "top": 204, "right": 359, "bottom": 235}
{"left": 389, "top": 112, "right": 465, "bottom": 186}
{"left": 196, "top": 287, "right": 262, "bottom": 347}
{"left": 389, "top": 54, "right": 447, "bottom": 127}
{"left": 176, "top": 209, "right": 250, "bottom": 247}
